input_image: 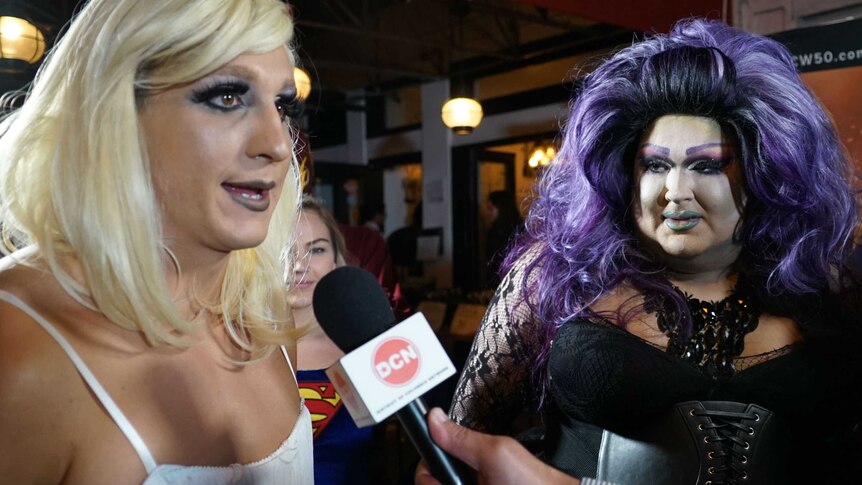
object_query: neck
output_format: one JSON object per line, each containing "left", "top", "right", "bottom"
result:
{"left": 653, "top": 244, "right": 742, "bottom": 301}
{"left": 294, "top": 308, "right": 345, "bottom": 369}
{"left": 292, "top": 304, "right": 316, "bottom": 329}
{"left": 666, "top": 267, "right": 737, "bottom": 302}
{"left": 302, "top": 321, "right": 328, "bottom": 341}
{"left": 164, "top": 244, "right": 232, "bottom": 319}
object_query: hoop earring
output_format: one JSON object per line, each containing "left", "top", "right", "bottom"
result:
{"left": 163, "top": 245, "right": 182, "bottom": 281}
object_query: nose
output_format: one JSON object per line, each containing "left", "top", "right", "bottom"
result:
{"left": 293, "top": 249, "right": 310, "bottom": 273}
{"left": 295, "top": 251, "right": 311, "bottom": 266}
{"left": 248, "top": 104, "right": 293, "bottom": 163}
{"left": 663, "top": 167, "right": 694, "bottom": 204}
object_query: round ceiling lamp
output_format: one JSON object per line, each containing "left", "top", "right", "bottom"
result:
{"left": 441, "top": 97, "right": 483, "bottom": 135}
{"left": 293, "top": 66, "right": 311, "bottom": 101}
{"left": 0, "top": 16, "right": 46, "bottom": 64}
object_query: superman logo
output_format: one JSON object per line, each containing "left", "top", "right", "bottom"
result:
{"left": 298, "top": 381, "right": 343, "bottom": 438}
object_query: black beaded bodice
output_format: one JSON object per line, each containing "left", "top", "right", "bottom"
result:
{"left": 645, "top": 280, "right": 761, "bottom": 378}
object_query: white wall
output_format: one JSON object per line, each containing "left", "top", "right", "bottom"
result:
{"left": 420, "top": 80, "right": 454, "bottom": 287}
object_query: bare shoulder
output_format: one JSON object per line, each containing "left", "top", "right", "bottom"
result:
{"left": 743, "top": 313, "right": 803, "bottom": 355}
{"left": 588, "top": 283, "right": 670, "bottom": 344}
{"left": 589, "top": 283, "right": 644, "bottom": 320}
{"left": 0, "top": 259, "right": 79, "bottom": 482}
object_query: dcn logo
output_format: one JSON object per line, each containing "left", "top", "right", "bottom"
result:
{"left": 372, "top": 337, "right": 420, "bottom": 386}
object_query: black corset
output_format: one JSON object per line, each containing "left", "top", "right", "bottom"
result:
{"left": 595, "top": 401, "right": 791, "bottom": 485}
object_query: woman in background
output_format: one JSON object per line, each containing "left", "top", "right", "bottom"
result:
{"left": 484, "top": 190, "right": 523, "bottom": 288}
{"left": 450, "top": 18, "right": 861, "bottom": 483}
{"left": 291, "top": 196, "right": 373, "bottom": 484}
{"left": 0, "top": 0, "right": 311, "bottom": 483}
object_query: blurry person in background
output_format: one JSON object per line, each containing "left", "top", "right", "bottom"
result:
{"left": 484, "top": 191, "right": 523, "bottom": 289}
{"left": 291, "top": 196, "right": 374, "bottom": 485}
{"left": 339, "top": 220, "right": 412, "bottom": 321}
{"left": 360, "top": 200, "right": 386, "bottom": 234}
{"left": 388, "top": 202, "right": 424, "bottom": 281}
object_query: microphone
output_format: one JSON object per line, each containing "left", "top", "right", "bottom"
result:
{"left": 313, "top": 266, "right": 470, "bottom": 485}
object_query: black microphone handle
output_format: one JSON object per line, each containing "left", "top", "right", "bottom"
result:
{"left": 396, "top": 398, "right": 474, "bottom": 485}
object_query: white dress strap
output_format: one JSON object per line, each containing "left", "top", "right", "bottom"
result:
{"left": 279, "top": 345, "right": 298, "bottom": 386}
{"left": 0, "top": 290, "right": 159, "bottom": 473}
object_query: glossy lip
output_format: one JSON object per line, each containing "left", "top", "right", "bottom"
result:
{"left": 222, "top": 180, "right": 276, "bottom": 212}
{"left": 662, "top": 210, "right": 701, "bottom": 231}
{"left": 292, "top": 280, "right": 314, "bottom": 289}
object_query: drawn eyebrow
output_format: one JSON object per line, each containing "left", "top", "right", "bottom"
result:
{"left": 685, "top": 143, "right": 728, "bottom": 155}
{"left": 638, "top": 143, "right": 670, "bottom": 156}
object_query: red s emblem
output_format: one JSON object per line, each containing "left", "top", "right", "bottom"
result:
{"left": 298, "top": 381, "right": 342, "bottom": 438}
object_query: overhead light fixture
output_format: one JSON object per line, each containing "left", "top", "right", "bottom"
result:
{"left": 441, "top": 4, "right": 483, "bottom": 135}
{"left": 0, "top": 16, "right": 46, "bottom": 64}
{"left": 293, "top": 66, "right": 311, "bottom": 101}
{"left": 441, "top": 96, "right": 483, "bottom": 135}
{"left": 528, "top": 145, "right": 555, "bottom": 169}
{"left": 524, "top": 141, "right": 556, "bottom": 177}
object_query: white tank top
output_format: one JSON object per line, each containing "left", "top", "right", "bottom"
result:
{"left": 0, "top": 290, "right": 314, "bottom": 484}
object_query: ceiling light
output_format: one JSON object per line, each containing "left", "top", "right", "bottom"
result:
{"left": 524, "top": 141, "right": 557, "bottom": 177}
{"left": 0, "top": 16, "right": 45, "bottom": 64}
{"left": 441, "top": 97, "right": 483, "bottom": 135}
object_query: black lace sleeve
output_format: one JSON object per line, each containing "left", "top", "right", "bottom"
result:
{"left": 448, "top": 255, "right": 544, "bottom": 433}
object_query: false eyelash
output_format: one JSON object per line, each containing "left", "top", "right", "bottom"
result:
{"left": 276, "top": 95, "right": 303, "bottom": 120}
{"left": 691, "top": 157, "right": 732, "bottom": 172}
{"left": 638, "top": 156, "right": 655, "bottom": 166}
{"left": 638, "top": 156, "right": 671, "bottom": 169}
{"left": 189, "top": 81, "right": 251, "bottom": 110}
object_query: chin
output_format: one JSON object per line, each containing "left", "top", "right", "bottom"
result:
{"left": 656, "top": 232, "right": 701, "bottom": 252}
{"left": 662, "top": 242, "right": 707, "bottom": 255}
{"left": 656, "top": 242, "right": 709, "bottom": 260}
{"left": 234, "top": 237, "right": 268, "bottom": 251}
{"left": 225, "top": 224, "right": 271, "bottom": 250}
{"left": 289, "top": 295, "right": 313, "bottom": 311}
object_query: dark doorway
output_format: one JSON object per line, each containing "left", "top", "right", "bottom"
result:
{"left": 452, "top": 148, "right": 516, "bottom": 292}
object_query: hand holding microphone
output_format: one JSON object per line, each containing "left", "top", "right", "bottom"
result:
{"left": 312, "top": 266, "right": 472, "bottom": 485}
{"left": 417, "top": 408, "right": 584, "bottom": 485}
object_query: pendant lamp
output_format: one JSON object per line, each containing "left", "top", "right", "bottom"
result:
{"left": 441, "top": 96, "right": 483, "bottom": 135}
{"left": 0, "top": 15, "right": 46, "bottom": 65}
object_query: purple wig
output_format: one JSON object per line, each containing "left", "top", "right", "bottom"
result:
{"left": 508, "top": 19, "right": 858, "bottom": 390}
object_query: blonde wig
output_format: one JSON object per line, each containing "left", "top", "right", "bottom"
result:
{"left": 0, "top": 0, "right": 301, "bottom": 357}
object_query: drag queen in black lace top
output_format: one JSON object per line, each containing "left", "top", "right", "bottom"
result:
{"left": 449, "top": 19, "right": 862, "bottom": 484}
